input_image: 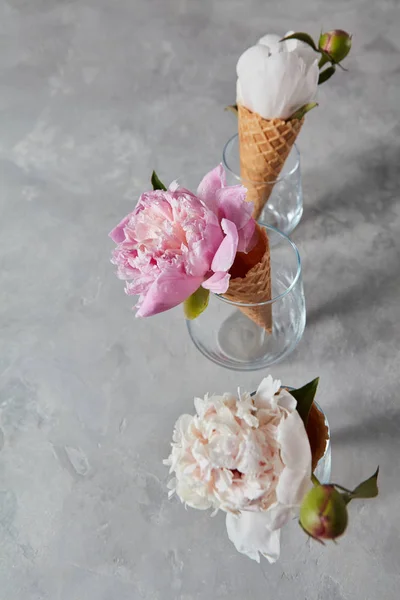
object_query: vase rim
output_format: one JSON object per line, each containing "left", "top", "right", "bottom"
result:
{"left": 222, "top": 133, "right": 300, "bottom": 185}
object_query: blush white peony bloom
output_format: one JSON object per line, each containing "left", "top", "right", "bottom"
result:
{"left": 164, "top": 376, "right": 312, "bottom": 563}
{"left": 258, "top": 30, "right": 317, "bottom": 68}
{"left": 236, "top": 31, "right": 319, "bottom": 120}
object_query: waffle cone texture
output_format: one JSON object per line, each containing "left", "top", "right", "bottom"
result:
{"left": 238, "top": 104, "right": 304, "bottom": 220}
{"left": 223, "top": 224, "right": 272, "bottom": 333}
{"left": 307, "top": 403, "right": 330, "bottom": 472}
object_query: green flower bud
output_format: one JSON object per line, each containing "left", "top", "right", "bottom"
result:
{"left": 318, "top": 30, "right": 352, "bottom": 63}
{"left": 300, "top": 484, "right": 348, "bottom": 540}
{"left": 183, "top": 287, "right": 210, "bottom": 320}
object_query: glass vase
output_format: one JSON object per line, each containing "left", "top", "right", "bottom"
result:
{"left": 222, "top": 133, "right": 303, "bottom": 236}
{"left": 186, "top": 224, "right": 305, "bottom": 371}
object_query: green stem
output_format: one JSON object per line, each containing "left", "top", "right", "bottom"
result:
{"left": 332, "top": 483, "right": 353, "bottom": 494}
{"left": 311, "top": 474, "right": 320, "bottom": 486}
{"left": 342, "top": 493, "right": 353, "bottom": 505}
{"left": 225, "top": 104, "right": 238, "bottom": 116}
{"left": 290, "top": 102, "right": 318, "bottom": 120}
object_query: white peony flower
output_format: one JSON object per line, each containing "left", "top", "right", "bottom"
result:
{"left": 236, "top": 31, "right": 319, "bottom": 120}
{"left": 164, "top": 376, "right": 312, "bottom": 563}
{"left": 258, "top": 30, "right": 317, "bottom": 68}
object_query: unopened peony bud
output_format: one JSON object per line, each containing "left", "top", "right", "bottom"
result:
{"left": 299, "top": 484, "right": 348, "bottom": 540}
{"left": 319, "top": 30, "right": 352, "bottom": 63}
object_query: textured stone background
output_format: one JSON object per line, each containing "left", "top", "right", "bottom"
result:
{"left": 1, "top": 0, "right": 400, "bottom": 598}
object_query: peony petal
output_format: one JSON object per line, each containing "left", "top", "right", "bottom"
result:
{"left": 176, "top": 480, "right": 212, "bottom": 510}
{"left": 276, "top": 387, "right": 297, "bottom": 412}
{"left": 258, "top": 31, "right": 315, "bottom": 65}
{"left": 168, "top": 180, "right": 180, "bottom": 192}
{"left": 202, "top": 271, "right": 230, "bottom": 293}
{"left": 236, "top": 79, "right": 244, "bottom": 106}
{"left": 226, "top": 511, "right": 281, "bottom": 563}
{"left": 275, "top": 466, "right": 312, "bottom": 507}
{"left": 214, "top": 186, "right": 256, "bottom": 254}
{"left": 273, "top": 53, "right": 318, "bottom": 118}
{"left": 275, "top": 411, "right": 312, "bottom": 507}
{"left": 109, "top": 215, "right": 130, "bottom": 243}
{"left": 237, "top": 46, "right": 318, "bottom": 120}
{"left": 169, "top": 181, "right": 198, "bottom": 199}
{"left": 197, "top": 164, "right": 226, "bottom": 212}
{"left": 282, "top": 30, "right": 318, "bottom": 68}
{"left": 216, "top": 186, "right": 250, "bottom": 229}
{"left": 136, "top": 272, "right": 204, "bottom": 317}
{"left": 257, "top": 33, "right": 282, "bottom": 54}
{"left": 264, "top": 504, "right": 293, "bottom": 531}
{"left": 236, "top": 44, "right": 269, "bottom": 79}
{"left": 237, "top": 46, "right": 291, "bottom": 118}
{"left": 211, "top": 219, "right": 238, "bottom": 273}
{"left": 302, "top": 57, "right": 319, "bottom": 102}
{"left": 277, "top": 410, "right": 311, "bottom": 472}
{"left": 237, "top": 217, "right": 256, "bottom": 253}
{"left": 254, "top": 375, "right": 282, "bottom": 409}
{"left": 257, "top": 52, "right": 298, "bottom": 119}
{"left": 236, "top": 45, "right": 274, "bottom": 115}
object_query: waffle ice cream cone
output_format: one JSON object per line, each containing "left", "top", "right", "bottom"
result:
{"left": 223, "top": 224, "right": 272, "bottom": 333}
{"left": 238, "top": 104, "right": 304, "bottom": 220}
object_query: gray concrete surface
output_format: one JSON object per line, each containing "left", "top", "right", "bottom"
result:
{"left": 1, "top": 0, "right": 399, "bottom": 598}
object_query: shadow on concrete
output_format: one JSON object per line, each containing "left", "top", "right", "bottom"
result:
{"left": 302, "top": 142, "right": 400, "bottom": 224}
{"left": 332, "top": 410, "right": 400, "bottom": 446}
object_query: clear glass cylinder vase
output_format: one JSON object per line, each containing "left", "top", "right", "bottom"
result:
{"left": 186, "top": 224, "right": 306, "bottom": 371}
{"left": 222, "top": 134, "right": 303, "bottom": 235}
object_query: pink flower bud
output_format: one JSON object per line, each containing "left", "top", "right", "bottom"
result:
{"left": 299, "top": 484, "right": 348, "bottom": 540}
{"left": 318, "top": 30, "right": 352, "bottom": 63}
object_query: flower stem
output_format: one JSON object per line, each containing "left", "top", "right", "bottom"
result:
{"left": 290, "top": 102, "right": 318, "bottom": 120}
{"left": 332, "top": 483, "right": 353, "bottom": 494}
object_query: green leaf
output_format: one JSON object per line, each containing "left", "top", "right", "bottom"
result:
{"left": 280, "top": 32, "right": 318, "bottom": 52}
{"left": 350, "top": 467, "right": 380, "bottom": 501}
{"left": 151, "top": 170, "right": 167, "bottom": 191}
{"left": 225, "top": 104, "right": 238, "bottom": 116}
{"left": 183, "top": 287, "right": 210, "bottom": 320}
{"left": 318, "top": 65, "right": 336, "bottom": 85}
{"left": 290, "top": 102, "right": 318, "bottom": 120}
{"left": 290, "top": 377, "right": 320, "bottom": 427}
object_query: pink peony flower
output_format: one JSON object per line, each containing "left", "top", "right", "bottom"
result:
{"left": 109, "top": 165, "right": 255, "bottom": 317}
{"left": 164, "top": 376, "right": 312, "bottom": 563}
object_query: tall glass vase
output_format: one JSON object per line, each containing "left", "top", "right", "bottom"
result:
{"left": 186, "top": 224, "right": 305, "bottom": 371}
{"left": 223, "top": 134, "right": 303, "bottom": 235}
